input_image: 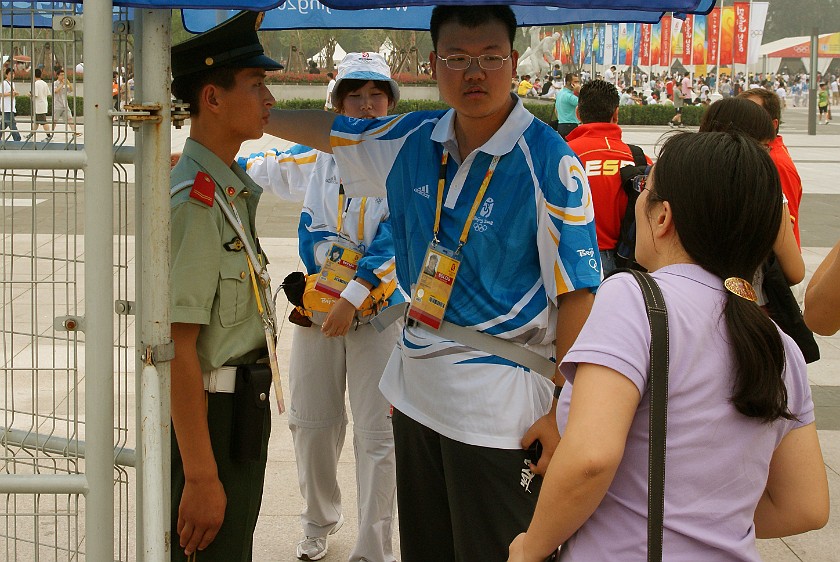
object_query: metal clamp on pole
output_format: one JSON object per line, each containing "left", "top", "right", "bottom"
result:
{"left": 114, "top": 103, "right": 163, "bottom": 129}
{"left": 140, "top": 341, "right": 175, "bottom": 365}
{"left": 172, "top": 100, "right": 191, "bottom": 129}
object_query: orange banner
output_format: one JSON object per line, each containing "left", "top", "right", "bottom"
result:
{"left": 719, "top": 6, "right": 734, "bottom": 65}
{"left": 660, "top": 15, "right": 672, "bottom": 66}
{"left": 651, "top": 21, "right": 662, "bottom": 66}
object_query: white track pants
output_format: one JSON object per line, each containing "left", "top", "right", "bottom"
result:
{"left": 288, "top": 321, "right": 399, "bottom": 562}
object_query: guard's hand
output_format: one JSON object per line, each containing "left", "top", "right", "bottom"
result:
{"left": 170, "top": 152, "right": 182, "bottom": 168}
{"left": 177, "top": 475, "right": 227, "bottom": 556}
{"left": 321, "top": 297, "right": 355, "bottom": 337}
{"left": 521, "top": 411, "right": 561, "bottom": 476}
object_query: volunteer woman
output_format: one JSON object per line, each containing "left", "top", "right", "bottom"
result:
{"left": 507, "top": 131, "right": 828, "bottom": 561}
{"left": 239, "top": 52, "right": 401, "bottom": 562}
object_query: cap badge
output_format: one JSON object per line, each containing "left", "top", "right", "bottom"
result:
{"left": 205, "top": 57, "right": 214, "bottom": 66}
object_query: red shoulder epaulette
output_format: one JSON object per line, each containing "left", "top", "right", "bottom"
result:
{"left": 189, "top": 171, "right": 215, "bottom": 207}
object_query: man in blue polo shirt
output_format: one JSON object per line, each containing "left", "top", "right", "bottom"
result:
{"left": 555, "top": 72, "right": 581, "bottom": 139}
{"left": 260, "top": 6, "right": 600, "bottom": 561}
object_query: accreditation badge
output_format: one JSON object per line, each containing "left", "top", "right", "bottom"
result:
{"left": 314, "top": 241, "right": 363, "bottom": 299}
{"left": 407, "top": 244, "right": 461, "bottom": 330}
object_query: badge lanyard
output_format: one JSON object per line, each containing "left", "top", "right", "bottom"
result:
{"left": 432, "top": 150, "right": 500, "bottom": 253}
{"left": 314, "top": 185, "right": 367, "bottom": 300}
{"left": 226, "top": 199, "right": 285, "bottom": 414}
{"left": 407, "top": 150, "right": 500, "bottom": 330}
{"left": 336, "top": 184, "right": 367, "bottom": 248}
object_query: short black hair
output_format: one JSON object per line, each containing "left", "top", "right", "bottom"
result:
{"left": 564, "top": 73, "right": 578, "bottom": 85}
{"left": 35, "top": 68, "right": 42, "bottom": 78}
{"left": 172, "top": 66, "right": 239, "bottom": 117}
{"left": 430, "top": 5, "right": 516, "bottom": 50}
{"left": 737, "top": 88, "right": 781, "bottom": 135}
{"left": 4, "top": 68, "right": 11, "bottom": 77}
{"left": 577, "top": 80, "right": 619, "bottom": 123}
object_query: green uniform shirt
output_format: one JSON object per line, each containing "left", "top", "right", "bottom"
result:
{"left": 170, "top": 138, "right": 267, "bottom": 372}
{"left": 819, "top": 89, "right": 829, "bottom": 108}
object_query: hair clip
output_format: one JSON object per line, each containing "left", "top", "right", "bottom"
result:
{"left": 724, "top": 277, "right": 757, "bottom": 302}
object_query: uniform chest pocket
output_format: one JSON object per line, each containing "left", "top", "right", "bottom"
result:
{"left": 218, "top": 255, "right": 257, "bottom": 327}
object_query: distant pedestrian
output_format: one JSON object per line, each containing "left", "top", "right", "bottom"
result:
{"left": 30, "top": 68, "right": 53, "bottom": 140}
{"left": 1, "top": 67, "right": 22, "bottom": 142}
{"left": 555, "top": 72, "right": 581, "bottom": 138}
{"left": 818, "top": 83, "right": 830, "bottom": 125}
{"left": 324, "top": 71, "right": 335, "bottom": 110}
{"left": 52, "top": 69, "right": 77, "bottom": 135}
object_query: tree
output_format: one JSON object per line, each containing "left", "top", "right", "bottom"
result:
{"left": 763, "top": 0, "right": 840, "bottom": 42}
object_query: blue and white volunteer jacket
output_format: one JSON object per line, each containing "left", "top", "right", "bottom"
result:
{"left": 237, "top": 146, "right": 400, "bottom": 296}
{"left": 330, "top": 97, "right": 602, "bottom": 449}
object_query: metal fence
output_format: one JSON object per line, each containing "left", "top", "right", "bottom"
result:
{"left": 0, "top": 2, "right": 171, "bottom": 560}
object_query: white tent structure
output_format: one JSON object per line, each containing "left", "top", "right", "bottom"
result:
{"left": 309, "top": 42, "right": 347, "bottom": 69}
{"left": 759, "top": 34, "right": 838, "bottom": 75}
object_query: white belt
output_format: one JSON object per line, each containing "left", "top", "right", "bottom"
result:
{"left": 203, "top": 366, "right": 237, "bottom": 394}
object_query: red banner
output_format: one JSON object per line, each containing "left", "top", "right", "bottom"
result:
{"left": 682, "top": 14, "right": 694, "bottom": 66}
{"left": 708, "top": 8, "right": 720, "bottom": 66}
{"left": 660, "top": 15, "right": 672, "bottom": 66}
{"left": 719, "top": 6, "right": 735, "bottom": 64}
{"left": 734, "top": 2, "right": 750, "bottom": 64}
{"left": 640, "top": 24, "right": 651, "bottom": 66}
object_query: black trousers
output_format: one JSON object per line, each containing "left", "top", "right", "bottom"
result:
{"left": 171, "top": 392, "right": 271, "bottom": 562}
{"left": 392, "top": 408, "right": 542, "bottom": 562}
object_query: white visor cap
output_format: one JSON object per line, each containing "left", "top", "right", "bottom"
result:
{"left": 331, "top": 52, "right": 400, "bottom": 107}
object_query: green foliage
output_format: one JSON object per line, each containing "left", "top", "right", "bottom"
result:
{"left": 272, "top": 98, "right": 706, "bottom": 127}
{"left": 13, "top": 96, "right": 84, "bottom": 117}
{"left": 618, "top": 104, "right": 704, "bottom": 126}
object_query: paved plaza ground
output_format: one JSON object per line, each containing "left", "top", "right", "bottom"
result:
{"left": 2, "top": 104, "right": 838, "bottom": 561}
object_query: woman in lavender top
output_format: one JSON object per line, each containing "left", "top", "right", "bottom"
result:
{"left": 508, "top": 132, "right": 829, "bottom": 562}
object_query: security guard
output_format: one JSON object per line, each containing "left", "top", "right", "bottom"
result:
{"left": 169, "top": 11, "right": 282, "bottom": 561}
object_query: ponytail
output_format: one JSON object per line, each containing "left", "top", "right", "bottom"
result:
{"left": 724, "top": 293, "right": 793, "bottom": 422}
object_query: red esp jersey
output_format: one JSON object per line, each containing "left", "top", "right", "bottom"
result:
{"left": 566, "top": 123, "right": 652, "bottom": 251}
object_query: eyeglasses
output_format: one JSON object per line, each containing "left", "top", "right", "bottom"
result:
{"left": 435, "top": 53, "right": 512, "bottom": 71}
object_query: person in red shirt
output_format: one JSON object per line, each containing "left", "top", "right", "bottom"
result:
{"left": 738, "top": 88, "right": 803, "bottom": 247}
{"left": 565, "top": 79, "right": 651, "bottom": 274}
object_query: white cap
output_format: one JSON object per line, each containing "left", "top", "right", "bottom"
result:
{"left": 332, "top": 52, "right": 400, "bottom": 107}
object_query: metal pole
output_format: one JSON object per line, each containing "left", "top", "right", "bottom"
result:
{"left": 82, "top": 0, "right": 115, "bottom": 559}
{"left": 136, "top": 8, "right": 173, "bottom": 561}
{"left": 133, "top": 13, "right": 146, "bottom": 559}
{"left": 808, "top": 28, "right": 819, "bottom": 135}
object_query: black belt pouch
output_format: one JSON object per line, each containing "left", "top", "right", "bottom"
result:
{"left": 230, "top": 364, "right": 272, "bottom": 462}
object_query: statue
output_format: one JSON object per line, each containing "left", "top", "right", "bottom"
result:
{"left": 517, "top": 27, "right": 560, "bottom": 78}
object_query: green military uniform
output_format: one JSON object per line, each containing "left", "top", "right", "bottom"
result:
{"left": 170, "top": 137, "right": 272, "bottom": 562}
{"left": 169, "top": 10, "right": 283, "bottom": 560}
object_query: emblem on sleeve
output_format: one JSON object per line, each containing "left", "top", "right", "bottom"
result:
{"left": 189, "top": 171, "right": 216, "bottom": 207}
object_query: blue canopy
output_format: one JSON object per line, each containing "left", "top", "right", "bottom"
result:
{"left": 4, "top": 0, "right": 714, "bottom": 15}
{"left": 3, "top": 0, "right": 714, "bottom": 28}
{"left": 183, "top": 5, "right": 692, "bottom": 32}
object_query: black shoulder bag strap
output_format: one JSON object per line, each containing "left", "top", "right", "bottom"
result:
{"left": 629, "top": 144, "right": 647, "bottom": 167}
{"left": 624, "top": 269, "right": 669, "bottom": 562}
{"left": 619, "top": 144, "right": 648, "bottom": 196}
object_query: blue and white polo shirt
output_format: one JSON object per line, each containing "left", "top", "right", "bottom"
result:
{"left": 332, "top": 98, "right": 601, "bottom": 448}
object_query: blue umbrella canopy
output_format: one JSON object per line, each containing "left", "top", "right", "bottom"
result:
{"left": 183, "top": 4, "right": 705, "bottom": 32}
